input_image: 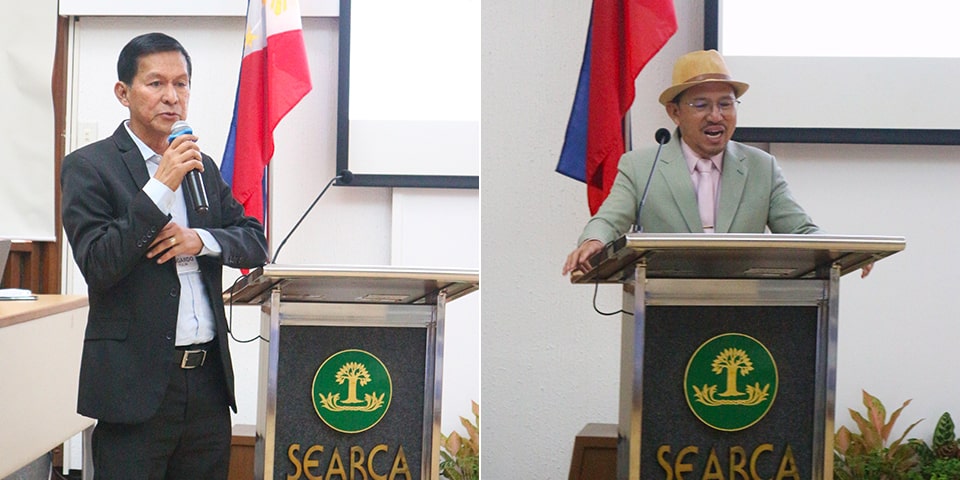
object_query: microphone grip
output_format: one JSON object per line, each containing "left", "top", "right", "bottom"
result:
{"left": 183, "top": 170, "right": 209, "bottom": 214}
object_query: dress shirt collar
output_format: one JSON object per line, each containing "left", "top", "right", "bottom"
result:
{"left": 123, "top": 120, "right": 161, "bottom": 164}
{"left": 680, "top": 138, "right": 723, "bottom": 174}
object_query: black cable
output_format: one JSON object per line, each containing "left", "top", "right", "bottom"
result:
{"left": 272, "top": 170, "right": 351, "bottom": 263}
{"left": 231, "top": 170, "right": 352, "bottom": 339}
{"left": 592, "top": 281, "right": 633, "bottom": 316}
{"left": 226, "top": 270, "right": 268, "bottom": 344}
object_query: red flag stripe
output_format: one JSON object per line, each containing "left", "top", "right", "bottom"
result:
{"left": 585, "top": 0, "right": 676, "bottom": 215}
{"left": 226, "top": 5, "right": 312, "bottom": 224}
{"left": 231, "top": 29, "right": 312, "bottom": 218}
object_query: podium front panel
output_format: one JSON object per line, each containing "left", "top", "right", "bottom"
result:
{"left": 258, "top": 298, "right": 442, "bottom": 480}
{"left": 275, "top": 324, "right": 427, "bottom": 478}
{"left": 619, "top": 271, "right": 837, "bottom": 480}
{"left": 640, "top": 305, "right": 818, "bottom": 477}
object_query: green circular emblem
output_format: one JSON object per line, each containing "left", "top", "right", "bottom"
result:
{"left": 684, "top": 333, "right": 777, "bottom": 431}
{"left": 312, "top": 349, "right": 392, "bottom": 433}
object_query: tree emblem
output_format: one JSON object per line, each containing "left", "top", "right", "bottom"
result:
{"left": 713, "top": 347, "right": 753, "bottom": 397}
{"left": 692, "top": 347, "right": 769, "bottom": 407}
{"left": 317, "top": 360, "right": 385, "bottom": 413}
{"left": 337, "top": 362, "right": 372, "bottom": 404}
{"left": 313, "top": 350, "right": 392, "bottom": 433}
{"left": 685, "top": 333, "right": 778, "bottom": 431}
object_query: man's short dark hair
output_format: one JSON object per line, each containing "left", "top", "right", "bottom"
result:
{"left": 117, "top": 32, "right": 192, "bottom": 85}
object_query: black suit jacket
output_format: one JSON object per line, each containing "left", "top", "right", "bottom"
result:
{"left": 61, "top": 123, "right": 268, "bottom": 423}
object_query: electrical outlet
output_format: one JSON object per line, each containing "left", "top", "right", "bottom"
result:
{"left": 78, "top": 122, "right": 98, "bottom": 147}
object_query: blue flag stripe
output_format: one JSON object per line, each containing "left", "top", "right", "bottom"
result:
{"left": 555, "top": 19, "right": 592, "bottom": 183}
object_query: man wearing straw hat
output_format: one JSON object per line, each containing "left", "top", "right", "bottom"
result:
{"left": 563, "top": 49, "right": 821, "bottom": 276}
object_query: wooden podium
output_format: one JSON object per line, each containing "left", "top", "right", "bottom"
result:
{"left": 229, "top": 265, "right": 478, "bottom": 480}
{"left": 572, "top": 234, "right": 905, "bottom": 480}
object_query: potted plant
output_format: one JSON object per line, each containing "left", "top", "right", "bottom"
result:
{"left": 439, "top": 400, "right": 479, "bottom": 480}
{"left": 909, "top": 412, "right": 960, "bottom": 480}
{"left": 834, "top": 390, "right": 922, "bottom": 480}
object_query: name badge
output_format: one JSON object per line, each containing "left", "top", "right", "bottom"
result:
{"left": 176, "top": 255, "right": 200, "bottom": 274}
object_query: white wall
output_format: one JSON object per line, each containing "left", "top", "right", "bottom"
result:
{"left": 482, "top": 1, "right": 958, "bottom": 478}
{"left": 777, "top": 143, "right": 960, "bottom": 431}
{"left": 62, "top": 11, "right": 479, "bottom": 464}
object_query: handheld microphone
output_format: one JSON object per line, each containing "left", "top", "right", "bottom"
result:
{"left": 168, "top": 120, "right": 209, "bottom": 215}
{"left": 632, "top": 128, "right": 671, "bottom": 233}
{"left": 272, "top": 170, "right": 354, "bottom": 263}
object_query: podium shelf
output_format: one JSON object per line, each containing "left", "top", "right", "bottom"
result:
{"left": 225, "top": 264, "right": 479, "bottom": 305}
{"left": 574, "top": 233, "right": 905, "bottom": 283}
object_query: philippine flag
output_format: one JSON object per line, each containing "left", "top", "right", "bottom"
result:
{"left": 221, "top": 0, "right": 313, "bottom": 224}
{"left": 556, "top": 0, "right": 676, "bottom": 215}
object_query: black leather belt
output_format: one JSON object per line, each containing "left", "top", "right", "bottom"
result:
{"left": 175, "top": 341, "right": 215, "bottom": 369}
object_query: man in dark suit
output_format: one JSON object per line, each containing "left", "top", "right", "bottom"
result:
{"left": 61, "top": 32, "right": 268, "bottom": 479}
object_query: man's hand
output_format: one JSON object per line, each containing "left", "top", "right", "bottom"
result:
{"left": 861, "top": 262, "right": 874, "bottom": 278}
{"left": 562, "top": 239, "right": 604, "bottom": 276}
{"left": 154, "top": 133, "right": 203, "bottom": 191}
{"left": 147, "top": 222, "right": 202, "bottom": 264}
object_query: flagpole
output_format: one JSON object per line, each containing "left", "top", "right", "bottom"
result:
{"left": 622, "top": 108, "right": 632, "bottom": 152}
{"left": 265, "top": 163, "right": 273, "bottom": 258}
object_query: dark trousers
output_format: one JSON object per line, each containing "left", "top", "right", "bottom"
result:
{"left": 90, "top": 344, "right": 231, "bottom": 480}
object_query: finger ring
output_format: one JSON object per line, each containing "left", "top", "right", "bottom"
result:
{"left": 169, "top": 237, "right": 176, "bottom": 245}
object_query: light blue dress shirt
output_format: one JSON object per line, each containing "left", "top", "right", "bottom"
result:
{"left": 124, "top": 121, "right": 222, "bottom": 346}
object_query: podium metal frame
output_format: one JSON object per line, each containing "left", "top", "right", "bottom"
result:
{"left": 229, "top": 265, "right": 479, "bottom": 480}
{"left": 573, "top": 234, "right": 905, "bottom": 480}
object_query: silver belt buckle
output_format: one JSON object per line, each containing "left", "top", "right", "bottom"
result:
{"left": 180, "top": 349, "right": 207, "bottom": 369}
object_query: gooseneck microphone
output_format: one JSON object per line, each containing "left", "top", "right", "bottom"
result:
{"left": 654, "top": 127, "right": 671, "bottom": 146}
{"left": 168, "top": 120, "right": 209, "bottom": 215}
{"left": 272, "top": 169, "right": 354, "bottom": 263}
{"left": 632, "top": 128, "right": 672, "bottom": 233}
{"left": 336, "top": 169, "right": 354, "bottom": 185}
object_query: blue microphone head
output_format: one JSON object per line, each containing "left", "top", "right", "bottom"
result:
{"left": 168, "top": 120, "right": 193, "bottom": 142}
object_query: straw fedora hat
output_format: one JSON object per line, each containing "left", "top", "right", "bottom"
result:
{"left": 658, "top": 50, "right": 749, "bottom": 106}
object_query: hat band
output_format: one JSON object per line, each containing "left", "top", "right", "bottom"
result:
{"left": 681, "top": 73, "right": 733, "bottom": 84}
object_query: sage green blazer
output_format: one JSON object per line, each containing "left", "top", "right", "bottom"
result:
{"left": 579, "top": 131, "right": 820, "bottom": 245}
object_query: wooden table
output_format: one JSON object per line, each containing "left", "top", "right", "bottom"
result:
{"left": 0, "top": 295, "right": 92, "bottom": 478}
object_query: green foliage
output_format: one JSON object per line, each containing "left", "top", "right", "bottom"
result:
{"left": 439, "top": 400, "right": 479, "bottom": 480}
{"left": 907, "top": 412, "right": 960, "bottom": 479}
{"left": 919, "top": 458, "right": 960, "bottom": 480}
{"left": 835, "top": 392, "right": 960, "bottom": 479}
{"left": 834, "top": 390, "right": 922, "bottom": 480}
{"left": 932, "top": 413, "right": 959, "bottom": 459}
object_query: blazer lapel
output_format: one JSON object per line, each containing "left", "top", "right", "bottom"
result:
{"left": 114, "top": 124, "right": 152, "bottom": 189}
{"left": 716, "top": 145, "right": 747, "bottom": 234}
{"left": 658, "top": 140, "right": 701, "bottom": 233}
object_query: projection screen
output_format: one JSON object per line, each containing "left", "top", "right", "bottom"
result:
{"left": 337, "top": 0, "right": 480, "bottom": 188}
{"left": 705, "top": 0, "right": 960, "bottom": 145}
